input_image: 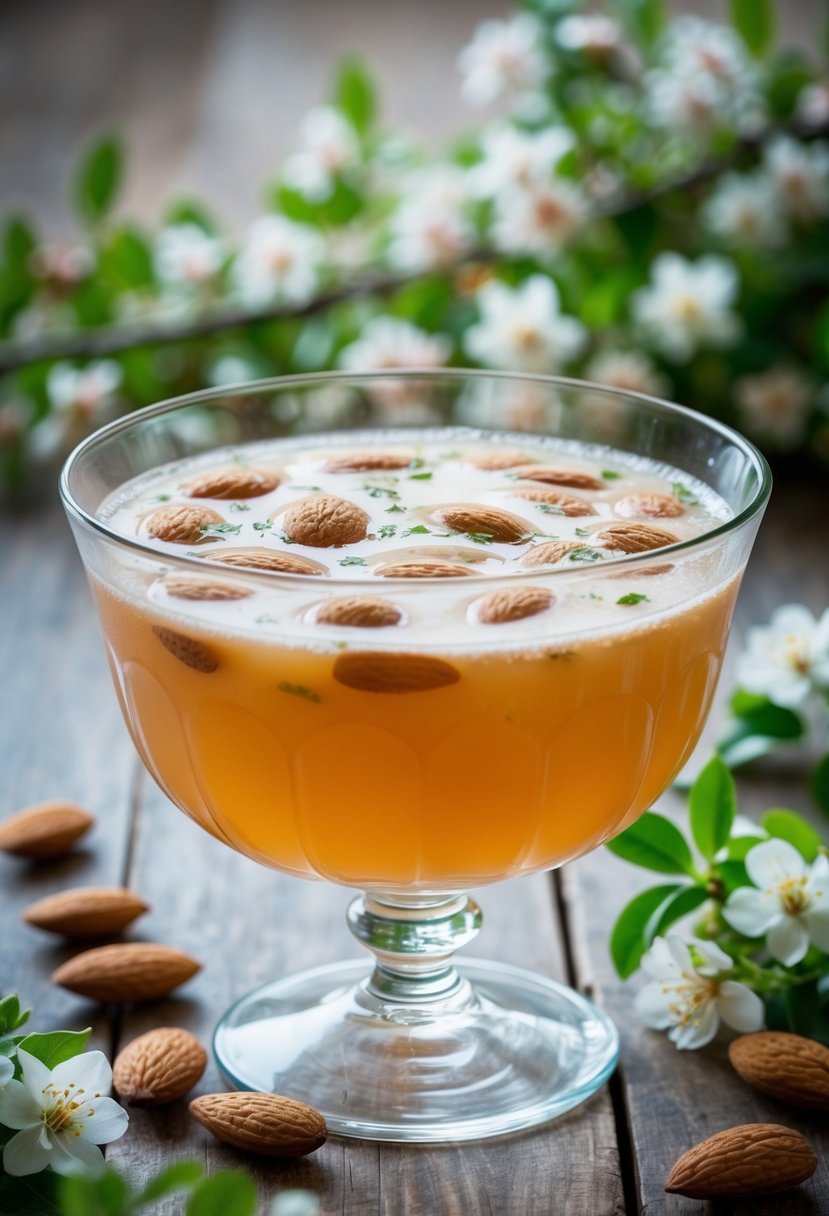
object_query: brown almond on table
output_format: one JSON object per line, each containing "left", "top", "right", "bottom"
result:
{"left": 152, "top": 626, "right": 219, "bottom": 673}
{"left": 315, "top": 597, "right": 403, "bottom": 628}
{"left": 323, "top": 452, "right": 412, "bottom": 473}
{"left": 24, "top": 887, "right": 149, "bottom": 938}
{"left": 181, "top": 466, "right": 279, "bottom": 499}
{"left": 729, "top": 1031, "right": 829, "bottom": 1111}
{"left": 210, "top": 548, "right": 327, "bottom": 576}
{"left": 282, "top": 495, "right": 369, "bottom": 547}
{"left": 52, "top": 943, "right": 201, "bottom": 1003}
{"left": 161, "top": 575, "right": 251, "bottom": 602}
{"left": 615, "top": 493, "right": 684, "bottom": 519}
{"left": 114, "top": 1027, "right": 207, "bottom": 1104}
{"left": 432, "top": 505, "right": 532, "bottom": 544}
{"left": 665, "top": 1123, "right": 817, "bottom": 1198}
{"left": 465, "top": 450, "right": 532, "bottom": 471}
{"left": 522, "top": 540, "right": 583, "bottom": 568}
{"left": 190, "top": 1091, "right": 326, "bottom": 1158}
{"left": 334, "top": 652, "right": 460, "bottom": 694}
{"left": 513, "top": 488, "right": 595, "bottom": 517}
{"left": 476, "top": 586, "right": 554, "bottom": 624}
{"left": 0, "top": 801, "right": 94, "bottom": 860}
{"left": 376, "top": 561, "right": 473, "bottom": 579}
{"left": 513, "top": 465, "right": 603, "bottom": 491}
{"left": 597, "top": 521, "right": 679, "bottom": 554}
{"left": 143, "top": 505, "right": 225, "bottom": 544}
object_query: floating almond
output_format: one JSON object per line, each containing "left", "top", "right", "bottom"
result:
{"left": 512, "top": 488, "right": 595, "bottom": 517}
{"left": 431, "top": 505, "right": 532, "bottom": 544}
{"left": 181, "top": 466, "right": 280, "bottom": 499}
{"left": 210, "top": 548, "right": 327, "bottom": 576}
{"left": 334, "top": 652, "right": 460, "bottom": 693}
{"left": 143, "top": 505, "right": 225, "bottom": 545}
{"left": 314, "top": 597, "right": 403, "bottom": 628}
{"left": 729, "top": 1032, "right": 829, "bottom": 1111}
{"left": 597, "top": 522, "right": 679, "bottom": 553}
{"left": 323, "top": 453, "right": 412, "bottom": 473}
{"left": 513, "top": 465, "right": 603, "bottom": 491}
{"left": 114, "top": 1027, "right": 207, "bottom": 1104}
{"left": 665, "top": 1123, "right": 817, "bottom": 1198}
{"left": 282, "top": 495, "right": 369, "bottom": 547}
{"left": 475, "top": 586, "right": 554, "bottom": 624}
{"left": 376, "top": 561, "right": 473, "bottom": 579}
{"left": 465, "top": 451, "right": 532, "bottom": 471}
{"left": 53, "top": 943, "right": 202, "bottom": 1003}
{"left": 152, "top": 626, "right": 218, "bottom": 673}
{"left": 615, "top": 493, "right": 684, "bottom": 519}
{"left": 160, "top": 575, "right": 251, "bottom": 602}
{"left": 24, "top": 887, "right": 149, "bottom": 938}
{"left": 522, "top": 540, "right": 583, "bottom": 568}
{"left": 0, "top": 801, "right": 94, "bottom": 860}
{"left": 190, "top": 1092, "right": 326, "bottom": 1158}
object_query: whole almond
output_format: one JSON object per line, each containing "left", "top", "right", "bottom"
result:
{"left": 615, "top": 493, "right": 684, "bottom": 519}
{"left": 324, "top": 453, "right": 411, "bottom": 473}
{"left": 475, "top": 586, "right": 554, "bottom": 624}
{"left": 152, "top": 626, "right": 219, "bottom": 674}
{"left": 0, "top": 801, "right": 94, "bottom": 860}
{"left": 282, "top": 496, "right": 369, "bottom": 547}
{"left": 513, "top": 465, "right": 603, "bottom": 491}
{"left": 513, "top": 488, "right": 595, "bottom": 517}
{"left": 432, "top": 505, "right": 532, "bottom": 544}
{"left": 161, "top": 575, "right": 251, "bottom": 602}
{"left": 190, "top": 1091, "right": 326, "bottom": 1158}
{"left": 376, "top": 561, "right": 473, "bottom": 579}
{"left": 665, "top": 1123, "right": 817, "bottom": 1198}
{"left": 114, "top": 1027, "right": 207, "bottom": 1104}
{"left": 465, "top": 451, "right": 532, "bottom": 471}
{"left": 334, "top": 651, "right": 460, "bottom": 694}
{"left": 597, "top": 522, "right": 679, "bottom": 554}
{"left": 729, "top": 1032, "right": 829, "bottom": 1111}
{"left": 143, "top": 505, "right": 225, "bottom": 544}
{"left": 210, "top": 548, "right": 327, "bottom": 576}
{"left": 315, "top": 597, "right": 403, "bottom": 628}
{"left": 24, "top": 887, "right": 149, "bottom": 938}
{"left": 181, "top": 466, "right": 279, "bottom": 499}
{"left": 522, "top": 540, "right": 583, "bottom": 568}
{"left": 52, "top": 943, "right": 201, "bottom": 1003}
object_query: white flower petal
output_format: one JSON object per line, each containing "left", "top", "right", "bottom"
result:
{"left": 16, "top": 1049, "right": 52, "bottom": 1100}
{"left": 50, "top": 1132, "right": 105, "bottom": 1178}
{"left": 692, "top": 939, "right": 734, "bottom": 975}
{"left": 770, "top": 604, "right": 817, "bottom": 634}
{"left": 669, "top": 1000, "right": 719, "bottom": 1049}
{"left": 664, "top": 934, "right": 694, "bottom": 972}
{"left": 2, "top": 1126, "right": 54, "bottom": 1177}
{"left": 715, "top": 981, "right": 765, "bottom": 1032}
{"left": 51, "top": 1050, "right": 112, "bottom": 1095}
{"left": 745, "top": 838, "right": 807, "bottom": 889}
{"left": 0, "top": 1078, "right": 41, "bottom": 1129}
{"left": 0, "top": 1055, "right": 14, "bottom": 1088}
{"left": 803, "top": 908, "right": 829, "bottom": 952}
{"left": 81, "top": 1096, "right": 129, "bottom": 1144}
{"left": 635, "top": 982, "right": 674, "bottom": 1029}
{"left": 722, "top": 888, "right": 781, "bottom": 937}
{"left": 640, "top": 935, "right": 682, "bottom": 979}
{"left": 766, "top": 915, "right": 810, "bottom": 965}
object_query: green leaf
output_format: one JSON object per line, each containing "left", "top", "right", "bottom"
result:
{"left": 615, "top": 0, "right": 666, "bottom": 46}
{"left": 717, "top": 859, "right": 750, "bottom": 896}
{"left": 609, "top": 884, "right": 682, "bottom": 978}
{"left": 644, "top": 885, "right": 710, "bottom": 944}
{"left": 782, "top": 979, "right": 829, "bottom": 1045}
{"left": 730, "top": 0, "right": 775, "bottom": 56}
{"left": 106, "top": 226, "right": 154, "bottom": 288}
{"left": 762, "top": 808, "right": 823, "bottom": 862}
{"left": 18, "top": 1028, "right": 91, "bottom": 1068}
{"left": 728, "top": 691, "right": 805, "bottom": 740}
{"left": 187, "top": 1172, "right": 257, "bottom": 1216}
{"left": 0, "top": 994, "right": 29, "bottom": 1034}
{"left": 606, "top": 811, "right": 697, "bottom": 875}
{"left": 73, "top": 135, "right": 123, "bottom": 224}
{"left": 811, "top": 753, "right": 829, "bottom": 818}
{"left": 136, "top": 1161, "right": 204, "bottom": 1205}
{"left": 689, "top": 755, "right": 736, "bottom": 860}
{"left": 0, "top": 1172, "right": 62, "bottom": 1216}
{"left": 59, "top": 1171, "right": 130, "bottom": 1216}
{"left": 725, "top": 832, "right": 767, "bottom": 861}
{"left": 334, "top": 57, "right": 376, "bottom": 135}
{"left": 4, "top": 216, "right": 37, "bottom": 272}
{"left": 165, "top": 198, "right": 218, "bottom": 233}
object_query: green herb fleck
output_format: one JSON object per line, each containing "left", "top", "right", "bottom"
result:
{"left": 568, "top": 546, "right": 603, "bottom": 563}
{"left": 291, "top": 484, "right": 322, "bottom": 491}
{"left": 385, "top": 503, "right": 406, "bottom": 514}
{"left": 230, "top": 502, "right": 251, "bottom": 513}
{"left": 602, "top": 470, "right": 621, "bottom": 480}
{"left": 253, "top": 521, "right": 273, "bottom": 533}
{"left": 200, "top": 522, "right": 243, "bottom": 537}
{"left": 671, "top": 481, "right": 700, "bottom": 505}
{"left": 537, "top": 503, "right": 564, "bottom": 516}
{"left": 617, "top": 592, "right": 650, "bottom": 606}
{"left": 408, "top": 456, "right": 425, "bottom": 470}
{"left": 466, "top": 532, "right": 494, "bottom": 544}
{"left": 278, "top": 682, "right": 321, "bottom": 703}
{"left": 575, "top": 526, "right": 589, "bottom": 537}
{"left": 364, "top": 485, "right": 400, "bottom": 499}
{"left": 339, "top": 556, "right": 367, "bottom": 567}
{"left": 377, "top": 524, "right": 397, "bottom": 539}
{"left": 408, "top": 471, "right": 433, "bottom": 480}
{"left": 402, "top": 524, "right": 430, "bottom": 537}
{"left": 255, "top": 613, "right": 281, "bottom": 625}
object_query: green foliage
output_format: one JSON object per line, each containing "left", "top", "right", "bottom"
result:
{"left": 730, "top": 0, "right": 775, "bottom": 57}
{"left": 17, "top": 1028, "right": 91, "bottom": 1068}
{"left": 605, "top": 810, "right": 697, "bottom": 876}
{"left": 187, "top": 1173, "right": 257, "bottom": 1216}
{"left": 718, "top": 691, "right": 806, "bottom": 770}
{"left": 615, "top": 0, "right": 666, "bottom": 47}
{"left": 334, "top": 58, "right": 376, "bottom": 136}
{"left": 0, "top": 994, "right": 30, "bottom": 1035}
{"left": 762, "top": 808, "right": 823, "bottom": 862}
{"left": 610, "top": 883, "right": 685, "bottom": 977}
{"left": 73, "top": 135, "right": 123, "bottom": 225}
{"left": 812, "top": 754, "right": 829, "bottom": 818}
{"left": 688, "top": 755, "right": 735, "bottom": 860}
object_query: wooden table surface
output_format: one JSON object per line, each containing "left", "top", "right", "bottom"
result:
{"left": 2, "top": 475, "right": 828, "bottom": 1216}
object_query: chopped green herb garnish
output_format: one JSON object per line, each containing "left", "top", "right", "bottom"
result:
{"left": 252, "top": 520, "right": 273, "bottom": 532}
{"left": 339, "top": 556, "right": 367, "bottom": 566}
{"left": 671, "top": 481, "right": 700, "bottom": 505}
{"left": 402, "top": 524, "right": 430, "bottom": 537}
{"left": 230, "top": 502, "right": 251, "bottom": 513}
{"left": 408, "top": 456, "right": 425, "bottom": 470}
{"left": 255, "top": 613, "right": 281, "bottom": 624}
{"left": 408, "top": 471, "right": 433, "bottom": 480}
{"left": 466, "top": 531, "right": 495, "bottom": 544}
{"left": 385, "top": 503, "right": 406, "bottom": 514}
{"left": 290, "top": 484, "right": 322, "bottom": 492}
{"left": 200, "top": 522, "right": 243, "bottom": 536}
{"left": 602, "top": 470, "right": 621, "bottom": 480}
{"left": 617, "top": 592, "right": 650, "bottom": 606}
{"left": 277, "top": 682, "right": 321, "bottom": 703}
{"left": 575, "top": 526, "right": 589, "bottom": 537}
{"left": 537, "top": 503, "right": 564, "bottom": 515}
{"left": 364, "top": 485, "right": 400, "bottom": 499}
{"left": 148, "top": 493, "right": 171, "bottom": 503}
{"left": 377, "top": 524, "right": 398, "bottom": 539}
{"left": 568, "top": 546, "right": 603, "bottom": 563}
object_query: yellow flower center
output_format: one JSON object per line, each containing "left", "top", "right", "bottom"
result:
{"left": 775, "top": 875, "right": 811, "bottom": 916}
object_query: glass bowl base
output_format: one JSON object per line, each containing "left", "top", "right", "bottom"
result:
{"left": 213, "top": 957, "right": 619, "bottom": 1143}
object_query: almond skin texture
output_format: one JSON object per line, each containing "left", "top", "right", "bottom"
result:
{"left": 597, "top": 521, "right": 679, "bottom": 554}
{"left": 431, "top": 505, "right": 532, "bottom": 544}
{"left": 323, "top": 452, "right": 411, "bottom": 473}
{"left": 334, "top": 652, "right": 460, "bottom": 694}
{"left": 729, "top": 1032, "right": 829, "bottom": 1111}
{"left": 114, "top": 1028, "right": 207, "bottom": 1104}
{"left": 0, "top": 801, "right": 94, "bottom": 860}
{"left": 465, "top": 451, "right": 532, "bottom": 471}
{"left": 210, "top": 548, "right": 327, "bottom": 576}
{"left": 522, "top": 540, "right": 583, "bottom": 568}
{"left": 513, "top": 465, "right": 603, "bottom": 491}
{"left": 181, "top": 466, "right": 280, "bottom": 499}
{"left": 475, "top": 586, "right": 554, "bottom": 624}
{"left": 315, "top": 597, "right": 403, "bottom": 628}
{"left": 24, "top": 887, "right": 149, "bottom": 938}
{"left": 52, "top": 943, "right": 201, "bottom": 1003}
{"left": 143, "top": 505, "right": 225, "bottom": 544}
{"left": 190, "top": 1092, "right": 326, "bottom": 1158}
{"left": 376, "top": 561, "right": 473, "bottom": 579}
{"left": 282, "top": 495, "right": 369, "bottom": 547}
{"left": 152, "top": 626, "right": 219, "bottom": 674}
{"left": 615, "top": 492, "right": 684, "bottom": 519}
{"left": 665, "top": 1123, "right": 817, "bottom": 1198}
{"left": 161, "top": 575, "right": 251, "bottom": 602}
{"left": 513, "top": 488, "right": 595, "bottom": 517}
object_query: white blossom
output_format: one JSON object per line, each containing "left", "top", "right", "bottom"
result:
{"left": 724, "top": 840, "right": 829, "bottom": 965}
{"left": 456, "top": 379, "right": 562, "bottom": 435}
{"left": 33, "top": 360, "right": 123, "bottom": 460}
{"left": 30, "top": 244, "right": 94, "bottom": 288}
{"left": 647, "top": 17, "right": 761, "bottom": 136}
{"left": 646, "top": 69, "right": 725, "bottom": 135}
{"left": 465, "top": 275, "right": 586, "bottom": 373}
{"left": 736, "top": 603, "right": 829, "bottom": 707}
{"left": 232, "top": 216, "right": 326, "bottom": 307}
{"left": 797, "top": 82, "right": 829, "bottom": 127}
{"left": 458, "top": 13, "right": 548, "bottom": 109}
{"left": 556, "top": 15, "right": 623, "bottom": 56}
{"left": 586, "top": 349, "right": 668, "bottom": 399}
{"left": 0, "top": 1049, "right": 128, "bottom": 1177}
{"left": 491, "top": 177, "right": 586, "bottom": 257}
{"left": 735, "top": 366, "right": 814, "bottom": 449}
{"left": 386, "top": 168, "right": 473, "bottom": 272}
{"left": 660, "top": 17, "right": 753, "bottom": 90}
{"left": 283, "top": 106, "right": 361, "bottom": 202}
{"left": 636, "top": 935, "right": 764, "bottom": 1050}
{"left": 339, "top": 317, "right": 450, "bottom": 418}
{"left": 703, "top": 172, "right": 786, "bottom": 249}
{"left": 469, "top": 123, "right": 573, "bottom": 199}
{"left": 631, "top": 253, "right": 741, "bottom": 363}
{"left": 271, "top": 1190, "right": 321, "bottom": 1216}
{"left": 154, "top": 224, "right": 225, "bottom": 289}
{"left": 764, "top": 135, "right": 829, "bottom": 224}
{"left": 0, "top": 1055, "right": 13, "bottom": 1089}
